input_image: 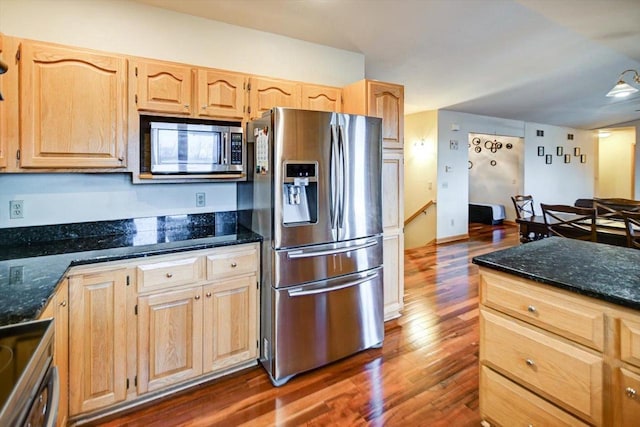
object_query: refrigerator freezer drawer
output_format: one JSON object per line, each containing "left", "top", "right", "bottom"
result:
{"left": 273, "top": 235, "right": 383, "bottom": 288}
{"left": 266, "top": 267, "right": 384, "bottom": 385}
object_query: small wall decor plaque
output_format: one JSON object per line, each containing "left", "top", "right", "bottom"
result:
{"left": 556, "top": 146, "right": 563, "bottom": 156}
{"left": 564, "top": 154, "right": 571, "bottom": 163}
{"left": 537, "top": 146, "right": 544, "bottom": 156}
{"left": 545, "top": 154, "right": 552, "bottom": 164}
{"left": 574, "top": 147, "right": 580, "bottom": 156}
{"left": 580, "top": 154, "right": 587, "bottom": 163}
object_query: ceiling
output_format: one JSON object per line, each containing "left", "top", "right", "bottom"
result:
{"left": 132, "top": 0, "right": 640, "bottom": 130}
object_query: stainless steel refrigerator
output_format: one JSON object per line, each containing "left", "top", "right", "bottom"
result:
{"left": 239, "top": 108, "right": 384, "bottom": 386}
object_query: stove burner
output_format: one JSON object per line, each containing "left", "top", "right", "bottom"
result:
{"left": 0, "top": 345, "right": 13, "bottom": 374}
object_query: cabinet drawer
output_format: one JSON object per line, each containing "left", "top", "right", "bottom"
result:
{"left": 206, "top": 246, "right": 257, "bottom": 280}
{"left": 137, "top": 256, "right": 203, "bottom": 293}
{"left": 620, "top": 368, "right": 640, "bottom": 425}
{"left": 480, "top": 269, "right": 604, "bottom": 351}
{"left": 621, "top": 318, "right": 640, "bottom": 368}
{"left": 480, "top": 366, "right": 589, "bottom": 427}
{"left": 480, "top": 309, "right": 602, "bottom": 424}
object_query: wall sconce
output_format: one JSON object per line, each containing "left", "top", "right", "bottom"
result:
{"left": 413, "top": 138, "right": 426, "bottom": 148}
{"left": 606, "top": 69, "right": 640, "bottom": 98}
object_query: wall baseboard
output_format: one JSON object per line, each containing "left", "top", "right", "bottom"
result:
{"left": 436, "top": 234, "right": 469, "bottom": 244}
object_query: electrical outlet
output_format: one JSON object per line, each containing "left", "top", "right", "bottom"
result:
{"left": 9, "top": 266, "right": 24, "bottom": 285}
{"left": 10, "top": 200, "right": 24, "bottom": 219}
{"left": 196, "top": 193, "right": 206, "bottom": 207}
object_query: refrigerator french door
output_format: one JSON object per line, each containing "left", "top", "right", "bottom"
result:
{"left": 242, "top": 108, "right": 384, "bottom": 386}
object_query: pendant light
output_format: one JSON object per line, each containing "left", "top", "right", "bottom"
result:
{"left": 606, "top": 69, "right": 640, "bottom": 98}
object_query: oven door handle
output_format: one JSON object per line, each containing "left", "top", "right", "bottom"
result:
{"left": 287, "top": 272, "right": 379, "bottom": 297}
{"left": 286, "top": 239, "right": 377, "bottom": 259}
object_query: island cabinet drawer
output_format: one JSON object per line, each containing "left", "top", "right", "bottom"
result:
{"left": 620, "top": 318, "right": 640, "bottom": 368}
{"left": 480, "top": 366, "right": 589, "bottom": 427}
{"left": 480, "top": 309, "right": 603, "bottom": 425}
{"left": 619, "top": 368, "right": 640, "bottom": 425}
{"left": 137, "top": 256, "right": 203, "bottom": 293}
{"left": 206, "top": 245, "right": 258, "bottom": 280}
{"left": 480, "top": 269, "right": 605, "bottom": 351}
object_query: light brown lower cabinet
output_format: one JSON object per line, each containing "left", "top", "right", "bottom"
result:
{"left": 479, "top": 267, "right": 640, "bottom": 427}
{"left": 44, "top": 243, "right": 259, "bottom": 423}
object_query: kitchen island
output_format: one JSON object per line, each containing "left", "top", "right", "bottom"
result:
{"left": 473, "top": 237, "right": 640, "bottom": 426}
{"left": 0, "top": 212, "right": 262, "bottom": 425}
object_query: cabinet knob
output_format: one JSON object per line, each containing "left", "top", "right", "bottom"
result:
{"left": 166, "top": 273, "right": 173, "bottom": 278}
{"left": 206, "top": 292, "right": 212, "bottom": 298}
{"left": 118, "top": 157, "right": 124, "bottom": 162}
{"left": 231, "top": 262, "right": 237, "bottom": 268}
{"left": 202, "top": 105, "right": 206, "bottom": 110}
{"left": 626, "top": 387, "right": 637, "bottom": 398}
{"left": 194, "top": 295, "right": 201, "bottom": 300}
{"left": 184, "top": 104, "right": 189, "bottom": 109}
{"left": 525, "top": 358, "right": 535, "bottom": 367}
{"left": 60, "top": 300, "right": 67, "bottom": 307}
{"left": 527, "top": 305, "right": 537, "bottom": 313}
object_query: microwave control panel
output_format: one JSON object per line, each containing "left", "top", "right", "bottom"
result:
{"left": 230, "top": 133, "right": 243, "bottom": 165}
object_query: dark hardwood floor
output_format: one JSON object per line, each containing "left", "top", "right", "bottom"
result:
{"left": 95, "top": 222, "right": 520, "bottom": 427}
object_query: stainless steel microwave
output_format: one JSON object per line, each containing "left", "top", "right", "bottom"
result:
{"left": 150, "top": 122, "right": 244, "bottom": 174}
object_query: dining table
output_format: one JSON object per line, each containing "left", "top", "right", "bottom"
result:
{"left": 516, "top": 215, "right": 630, "bottom": 247}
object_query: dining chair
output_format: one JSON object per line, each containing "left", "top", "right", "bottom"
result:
{"left": 622, "top": 210, "right": 640, "bottom": 249}
{"left": 593, "top": 198, "right": 640, "bottom": 221}
{"left": 511, "top": 195, "right": 536, "bottom": 219}
{"left": 540, "top": 203, "right": 597, "bottom": 242}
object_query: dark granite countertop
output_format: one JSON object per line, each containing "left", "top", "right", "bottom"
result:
{"left": 0, "top": 212, "right": 262, "bottom": 326}
{"left": 472, "top": 237, "right": 640, "bottom": 310}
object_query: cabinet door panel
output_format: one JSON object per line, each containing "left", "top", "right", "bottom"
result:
{"left": 138, "top": 287, "right": 203, "bottom": 393}
{"left": 69, "top": 269, "right": 128, "bottom": 415}
{"left": 301, "top": 84, "right": 341, "bottom": 112}
{"left": 368, "top": 82, "right": 403, "bottom": 149}
{"left": 383, "top": 231, "right": 404, "bottom": 321}
{"left": 249, "top": 77, "right": 300, "bottom": 119}
{"left": 197, "top": 70, "right": 245, "bottom": 120}
{"left": 135, "top": 61, "right": 192, "bottom": 115}
{"left": 20, "top": 42, "right": 127, "bottom": 168}
{"left": 382, "top": 151, "right": 404, "bottom": 231}
{"left": 203, "top": 275, "right": 257, "bottom": 373}
{"left": 620, "top": 368, "right": 640, "bottom": 425}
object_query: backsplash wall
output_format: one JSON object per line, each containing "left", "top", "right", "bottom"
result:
{"left": 0, "top": 174, "right": 236, "bottom": 228}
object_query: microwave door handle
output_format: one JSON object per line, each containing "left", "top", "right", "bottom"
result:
{"left": 222, "top": 132, "right": 228, "bottom": 165}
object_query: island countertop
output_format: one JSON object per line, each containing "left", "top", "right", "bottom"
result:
{"left": 472, "top": 236, "right": 640, "bottom": 311}
{"left": 0, "top": 212, "right": 262, "bottom": 326}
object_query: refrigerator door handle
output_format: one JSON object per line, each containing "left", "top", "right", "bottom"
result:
{"left": 286, "top": 238, "right": 378, "bottom": 259}
{"left": 338, "top": 124, "right": 347, "bottom": 240}
{"left": 287, "top": 271, "right": 380, "bottom": 297}
{"left": 330, "top": 124, "right": 340, "bottom": 240}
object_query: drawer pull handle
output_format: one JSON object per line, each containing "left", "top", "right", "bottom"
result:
{"left": 60, "top": 300, "right": 67, "bottom": 307}
{"left": 626, "top": 387, "right": 637, "bottom": 398}
{"left": 525, "top": 358, "right": 535, "bottom": 367}
{"left": 166, "top": 273, "right": 173, "bottom": 278}
{"left": 194, "top": 295, "right": 201, "bottom": 300}
{"left": 231, "top": 262, "right": 237, "bottom": 268}
{"left": 527, "top": 305, "right": 537, "bottom": 313}
{"left": 206, "top": 292, "right": 212, "bottom": 298}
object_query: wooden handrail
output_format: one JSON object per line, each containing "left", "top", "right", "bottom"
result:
{"left": 404, "top": 200, "right": 435, "bottom": 226}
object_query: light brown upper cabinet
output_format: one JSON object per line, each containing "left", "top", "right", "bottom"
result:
{"left": 20, "top": 41, "right": 127, "bottom": 168}
{"left": 134, "top": 60, "right": 192, "bottom": 115}
{"left": 342, "top": 80, "right": 404, "bottom": 149}
{"left": 301, "top": 84, "right": 342, "bottom": 113}
{"left": 196, "top": 69, "right": 246, "bottom": 120}
{"left": 248, "top": 77, "right": 301, "bottom": 119}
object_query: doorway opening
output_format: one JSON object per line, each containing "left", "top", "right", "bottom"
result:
{"left": 595, "top": 127, "right": 636, "bottom": 199}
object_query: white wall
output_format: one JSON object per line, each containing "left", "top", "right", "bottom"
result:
{"left": 523, "top": 123, "right": 595, "bottom": 212}
{"left": 468, "top": 133, "right": 524, "bottom": 222}
{"left": 436, "top": 110, "right": 525, "bottom": 240}
{"left": 0, "top": 0, "right": 364, "bottom": 229}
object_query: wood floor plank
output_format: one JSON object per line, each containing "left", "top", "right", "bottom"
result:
{"left": 91, "top": 223, "right": 519, "bottom": 426}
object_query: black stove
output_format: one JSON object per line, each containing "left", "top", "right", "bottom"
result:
{"left": 0, "top": 319, "right": 56, "bottom": 426}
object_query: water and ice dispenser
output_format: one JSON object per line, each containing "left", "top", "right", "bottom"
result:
{"left": 282, "top": 162, "right": 318, "bottom": 225}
